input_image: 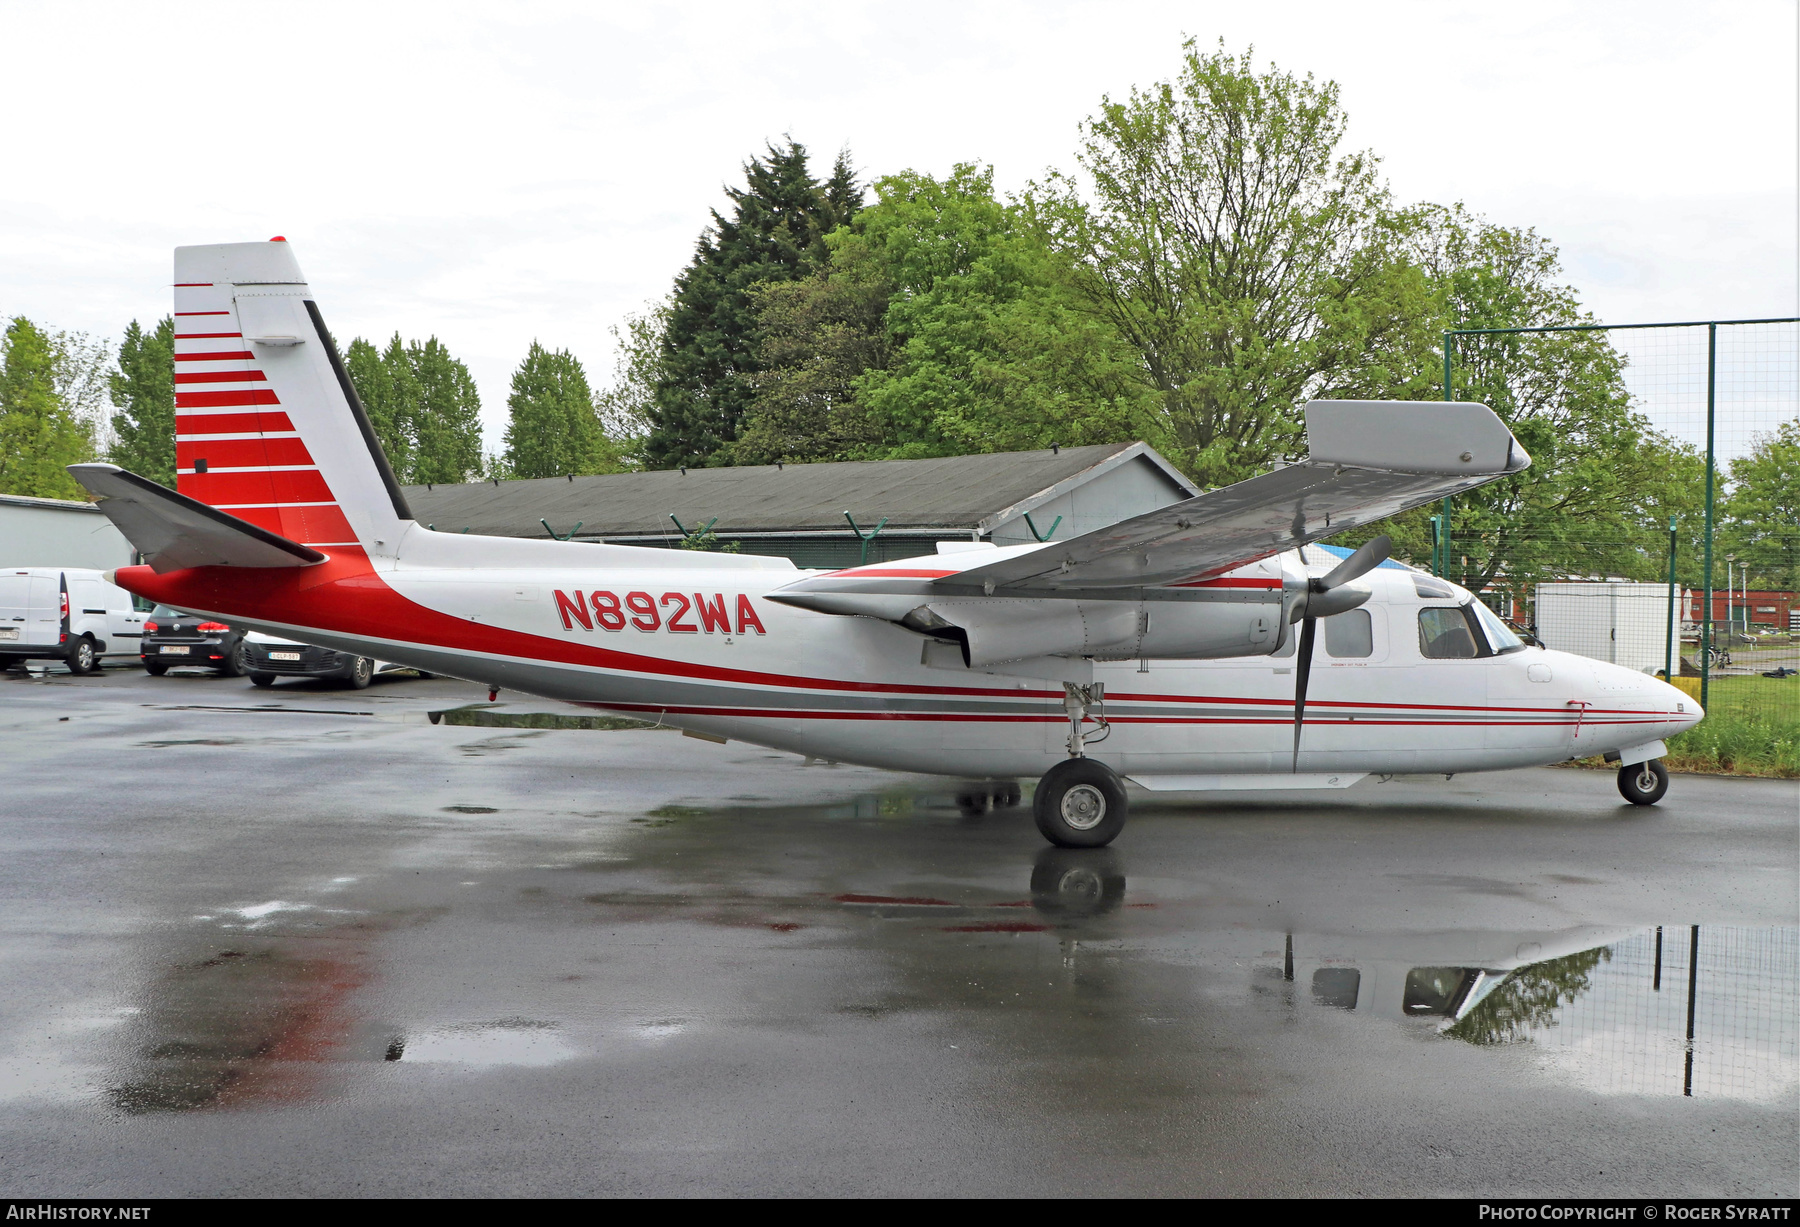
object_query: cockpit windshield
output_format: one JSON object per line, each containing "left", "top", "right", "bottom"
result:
{"left": 1468, "top": 599, "right": 1527, "bottom": 655}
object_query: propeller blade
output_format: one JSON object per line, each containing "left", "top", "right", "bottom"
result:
{"left": 1319, "top": 534, "right": 1392, "bottom": 590}
{"left": 1291, "top": 615, "right": 1317, "bottom": 772}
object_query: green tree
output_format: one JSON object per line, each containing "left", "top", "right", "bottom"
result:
{"left": 646, "top": 141, "right": 862, "bottom": 468}
{"left": 1386, "top": 208, "right": 1705, "bottom": 596}
{"left": 1719, "top": 418, "right": 1800, "bottom": 591}
{"left": 849, "top": 165, "right": 1149, "bottom": 459}
{"left": 1027, "top": 40, "right": 1438, "bottom": 487}
{"left": 108, "top": 316, "right": 176, "bottom": 486}
{"left": 590, "top": 298, "right": 670, "bottom": 470}
{"left": 344, "top": 333, "right": 482, "bottom": 483}
{"left": 345, "top": 335, "right": 417, "bottom": 480}
{"left": 1447, "top": 946, "right": 1611, "bottom": 1046}
{"left": 503, "top": 342, "right": 622, "bottom": 478}
{"left": 0, "top": 316, "right": 93, "bottom": 499}
{"left": 733, "top": 165, "right": 1150, "bottom": 464}
{"left": 406, "top": 338, "right": 482, "bottom": 484}
{"left": 730, "top": 238, "right": 892, "bottom": 464}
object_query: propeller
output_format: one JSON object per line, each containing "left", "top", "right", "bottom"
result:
{"left": 1291, "top": 535, "right": 1391, "bottom": 771}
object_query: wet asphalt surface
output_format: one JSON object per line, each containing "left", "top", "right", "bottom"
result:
{"left": 0, "top": 664, "right": 1795, "bottom": 1198}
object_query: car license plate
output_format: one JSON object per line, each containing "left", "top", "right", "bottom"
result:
{"left": 160, "top": 645, "right": 190, "bottom": 655}
{"left": 269, "top": 651, "right": 302, "bottom": 661}
{"left": 0, "top": 627, "right": 16, "bottom": 640}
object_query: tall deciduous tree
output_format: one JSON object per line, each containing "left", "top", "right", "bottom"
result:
{"left": 734, "top": 165, "right": 1150, "bottom": 464}
{"left": 646, "top": 141, "right": 862, "bottom": 468}
{"left": 344, "top": 333, "right": 482, "bottom": 483}
{"left": 0, "top": 316, "right": 93, "bottom": 499}
{"left": 408, "top": 338, "right": 484, "bottom": 484}
{"left": 1334, "top": 207, "right": 1704, "bottom": 596}
{"left": 108, "top": 317, "right": 176, "bottom": 487}
{"left": 1720, "top": 419, "right": 1800, "bottom": 591}
{"left": 503, "top": 342, "right": 621, "bottom": 478}
{"left": 1028, "top": 40, "right": 1437, "bottom": 487}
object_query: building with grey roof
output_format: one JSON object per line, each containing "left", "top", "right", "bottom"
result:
{"left": 404, "top": 442, "right": 1198, "bottom": 568}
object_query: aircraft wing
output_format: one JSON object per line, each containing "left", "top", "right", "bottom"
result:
{"left": 67, "top": 463, "right": 327, "bottom": 573}
{"left": 952, "top": 400, "right": 1527, "bottom": 591}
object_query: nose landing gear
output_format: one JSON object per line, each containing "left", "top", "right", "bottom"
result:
{"left": 1617, "top": 758, "right": 1670, "bottom": 805}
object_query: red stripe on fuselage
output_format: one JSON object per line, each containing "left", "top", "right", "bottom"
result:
{"left": 106, "top": 557, "right": 1670, "bottom": 721}
{"left": 174, "top": 351, "right": 257, "bottom": 363}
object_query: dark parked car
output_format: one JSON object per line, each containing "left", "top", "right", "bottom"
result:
{"left": 141, "top": 605, "right": 247, "bottom": 677}
{"left": 242, "top": 630, "right": 425, "bottom": 689}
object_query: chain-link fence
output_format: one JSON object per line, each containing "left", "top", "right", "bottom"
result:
{"left": 1448, "top": 926, "right": 1800, "bottom": 1105}
{"left": 1441, "top": 318, "right": 1800, "bottom": 770}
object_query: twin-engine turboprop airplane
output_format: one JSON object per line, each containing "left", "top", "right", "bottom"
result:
{"left": 70, "top": 241, "right": 1702, "bottom": 847}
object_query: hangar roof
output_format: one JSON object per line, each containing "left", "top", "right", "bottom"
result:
{"left": 403, "top": 442, "right": 1197, "bottom": 541}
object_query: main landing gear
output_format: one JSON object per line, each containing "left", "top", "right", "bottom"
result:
{"left": 1617, "top": 758, "right": 1670, "bottom": 805}
{"left": 1033, "top": 682, "right": 1128, "bottom": 848}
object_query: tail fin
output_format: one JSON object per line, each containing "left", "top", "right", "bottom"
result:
{"left": 173, "top": 241, "right": 412, "bottom": 556}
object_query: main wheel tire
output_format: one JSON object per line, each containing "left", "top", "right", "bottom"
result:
{"left": 1032, "top": 758, "right": 1128, "bottom": 848}
{"left": 143, "top": 660, "right": 168, "bottom": 677}
{"left": 953, "top": 785, "right": 992, "bottom": 815}
{"left": 1618, "top": 759, "right": 1669, "bottom": 805}
{"left": 1030, "top": 848, "right": 1125, "bottom": 918}
{"left": 993, "top": 781, "right": 1023, "bottom": 808}
{"left": 249, "top": 672, "right": 277, "bottom": 688}
{"left": 66, "top": 637, "right": 98, "bottom": 675}
{"left": 216, "top": 641, "right": 247, "bottom": 678}
{"left": 342, "top": 656, "right": 374, "bottom": 690}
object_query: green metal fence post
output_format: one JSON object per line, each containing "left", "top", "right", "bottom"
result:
{"left": 1665, "top": 515, "right": 1678, "bottom": 681}
{"left": 1441, "top": 332, "right": 1455, "bottom": 584}
{"left": 844, "top": 511, "right": 888, "bottom": 565}
{"left": 1700, "top": 323, "right": 1717, "bottom": 710}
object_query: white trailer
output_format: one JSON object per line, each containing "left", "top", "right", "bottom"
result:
{"left": 1534, "top": 582, "right": 1685, "bottom": 674}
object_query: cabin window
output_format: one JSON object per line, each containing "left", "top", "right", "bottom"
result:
{"left": 1418, "top": 606, "right": 1481, "bottom": 659}
{"left": 1469, "top": 599, "right": 1528, "bottom": 655}
{"left": 1323, "top": 609, "right": 1373, "bottom": 658}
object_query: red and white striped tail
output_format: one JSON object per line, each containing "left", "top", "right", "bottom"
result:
{"left": 172, "top": 240, "right": 412, "bottom": 555}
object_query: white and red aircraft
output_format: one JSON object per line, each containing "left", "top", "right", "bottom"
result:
{"left": 70, "top": 241, "right": 1701, "bottom": 847}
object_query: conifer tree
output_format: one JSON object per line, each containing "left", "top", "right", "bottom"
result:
{"left": 503, "top": 342, "right": 617, "bottom": 479}
{"left": 645, "top": 140, "right": 863, "bottom": 468}
{"left": 0, "top": 316, "right": 92, "bottom": 500}
{"left": 107, "top": 316, "right": 176, "bottom": 486}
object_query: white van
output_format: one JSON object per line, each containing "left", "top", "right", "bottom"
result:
{"left": 0, "top": 567, "right": 147, "bottom": 674}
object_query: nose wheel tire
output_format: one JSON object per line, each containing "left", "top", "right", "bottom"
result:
{"left": 1033, "top": 759, "right": 1128, "bottom": 848}
{"left": 1617, "top": 759, "right": 1669, "bottom": 805}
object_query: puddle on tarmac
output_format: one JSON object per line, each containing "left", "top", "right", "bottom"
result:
{"left": 61, "top": 803, "right": 1798, "bottom": 1116}
{"left": 394, "top": 1019, "right": 575, "bottom": 1068}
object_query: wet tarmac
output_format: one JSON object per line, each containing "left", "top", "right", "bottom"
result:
{"left": 2, "top": 664, "right": 1796, "bottom": 1197}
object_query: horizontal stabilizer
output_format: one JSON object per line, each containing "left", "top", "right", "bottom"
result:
{"left": 66, "top": 463, "right": 327, "bottom": 573}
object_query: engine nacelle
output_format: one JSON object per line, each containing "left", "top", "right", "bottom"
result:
{"left": 923, "top": 594, "right": 1285, "bottom": 666}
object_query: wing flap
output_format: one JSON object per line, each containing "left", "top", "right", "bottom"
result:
{"left": 959, "top": 399, "right": 1527, "bottom": 591}
{"left": 67, "top": 463, "right": 327, "bottom": 573}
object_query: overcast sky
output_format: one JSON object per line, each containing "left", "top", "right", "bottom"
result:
{"left": 1, "top": 0, "right": 1794, "bottom": 450}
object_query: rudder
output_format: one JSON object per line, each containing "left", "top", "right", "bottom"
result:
{"left": 173, "top": 240, "right": 412, "bottom": 557}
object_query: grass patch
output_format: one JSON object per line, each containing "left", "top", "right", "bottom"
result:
{"left": 1569, "top": 676, "right": 1799, "bottom": 778}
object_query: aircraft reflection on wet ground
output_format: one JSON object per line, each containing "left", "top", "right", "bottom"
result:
{"left": 94, "top": 790, "right": 1797, "bottom": 1118}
